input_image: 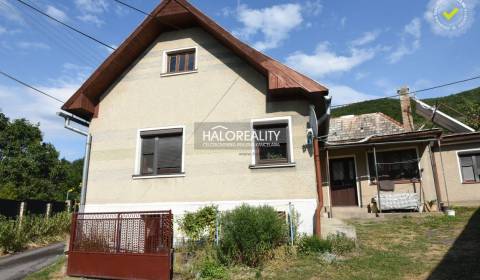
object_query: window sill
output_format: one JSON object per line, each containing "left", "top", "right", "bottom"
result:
{"left": 369, "top": 179, "right": 421, "bottom": 186}
{"left": 462, "top": 181, "right": 480, "bottom": 185}
{"left": 160, "top": 70, "right": 198, "bottom": 77}
{"left": 132, "top": 173, "right": 185, "bottom": 180}
{"left": 249, "top": 163, "right": 296, "bottom": 169}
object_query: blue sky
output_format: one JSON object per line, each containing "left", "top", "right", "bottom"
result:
{"left": 0, "top": 0, "right": 479, "bottom": 160}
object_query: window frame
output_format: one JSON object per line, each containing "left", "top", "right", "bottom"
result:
{"left": 365, "top": 146, "right": 421, "bottom": 184}
{"left": 133, "top": 125, "right": 186, "bottom": 179}
{"left": 456, "top": 149, "right": 480, "bottom": 184}
{"left": 250, "top": 116, "right": 295, "bottom": 168}
{"left": 161, "top": 46, "right": 198, "bottom": 76}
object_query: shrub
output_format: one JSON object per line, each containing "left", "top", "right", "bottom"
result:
{"left": 327, "top": 233, "right": 356, "bottom": 255}
{"left": 218, "top": 204, "right": 287, "bottom": 267}
{"left": 0, "top": 215, "right": 28, "bottom": 253}
{"left": 297, "top": 235, "right": 332, "bottom": 255}
{"left": 199, "top": 259, "right": 227, "bottom": 280}
{"left": 178, "top": 205, "right": 218, "bottom": 243}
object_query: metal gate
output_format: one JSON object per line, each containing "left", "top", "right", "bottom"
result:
{"left": 67, "top": 210, "right": 173, "bottom": 280}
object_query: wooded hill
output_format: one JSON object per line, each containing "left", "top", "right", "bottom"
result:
{"left": 331, "top": 87, "right": 480, "bottom": 130}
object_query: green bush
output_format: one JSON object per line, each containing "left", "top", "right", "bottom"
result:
{"left": 199, "top": 259, "right": 227, "bottom": 280}
{"left": 297, "top": 235, "right": 332, "bottom": 255}
{"left": 218, "top": 204, "right": 287, "bottom": 267}
{"left": 178, "top": 205, "right": 218, "bottom": 243}
{"left": 327, "top": 233, "right": 356, "bottom": 255}
{"left": 0, "top": 212, "right": 71, "bottom": 254}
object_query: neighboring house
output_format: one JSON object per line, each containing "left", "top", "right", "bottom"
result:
{"left": 62, "top": 0, "right": 330, "bottom": 238}
{"left": 435, "top": 132, "right": 480, "bottom": 205}
{"left": 320, "top": 90, "right": 480, "bottom": 218}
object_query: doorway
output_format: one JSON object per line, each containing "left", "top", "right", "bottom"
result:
{"left": 329, "top": 157, "right": 358, "bottom": 206}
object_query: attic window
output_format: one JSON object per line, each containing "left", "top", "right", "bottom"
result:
{"left": 165, "top": 48, "right": 196, "bottom": 74}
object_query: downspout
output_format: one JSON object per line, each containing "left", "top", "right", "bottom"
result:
{"left": 313, "top": 138, "right": 323, "bottom": 237}
{"left": 427, "top": 141, "right": 442, "bottom": 209}
{"left": 58, "top": 112, "right": 91, "bottom": 213}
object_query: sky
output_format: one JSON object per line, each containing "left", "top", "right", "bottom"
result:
{"left": 0, "top": 0, "right": 479, "bottom": 160}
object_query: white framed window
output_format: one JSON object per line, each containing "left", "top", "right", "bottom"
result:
{"left": 161, "top": 46, "right": 198, "bottom": 76}
{"left": 457, "top": 149, "right": 480, "bottom": 183}
{"left": 133, "top": 125, "right": 186, "bottom": 179}
{"left": 250, "top": 116, "right": 295, "bottom": 168}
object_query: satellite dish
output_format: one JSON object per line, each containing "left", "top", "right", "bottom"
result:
{"left": 309, "top": 105, "right": 318, "bottom": 137}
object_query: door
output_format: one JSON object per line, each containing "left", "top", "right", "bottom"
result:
{"left": 329, "top": 157, "right": 358, "bottom": 206}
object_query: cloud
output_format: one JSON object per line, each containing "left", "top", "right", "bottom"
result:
{"left": 0, "top": 64, "right": 91, "bottom": 160}
{"left": 77, "top": 14, "right": 105, "bottom": 27}
{"left": 0, "top": 26, "right": 6, "bottom": 34}
{"left": 424, "top": 0, "right": 477, "bottom": 37}
{"left": 233, "top": 3, "right": 304, "bottom": 51}
{"left": 74, "top": 0, "right": 109, "bottom": 14}
{"left": 0, "top": 0, "right": 24, "bottom": 24}
{"left": 285, "top": 42, "right": 376, "bottom": 78}
{"left": 0, "top": 82, "right": 84, "bottom": 160}
{"left": 75, "top": 0, "right": 108, "bottom": 26}
{"left": 17, "top": 41, "right": 50, "bottom": 50}
{"left": 304, "top": 0, "right": 323, "bottom": 16}
{"left": 350, "top": 30, "right": 380, "bottom": 47}
{"left": 340, "top": 17, "right": 347, "bottom": 28}
{"left": 46, "top": 5, "right": 68, "bottom": 22}
{"left": 327, "top": 84, "right": 379, "bottom": 106}
{"left": 388, "top": 18, "right": 421, "bottom": 63}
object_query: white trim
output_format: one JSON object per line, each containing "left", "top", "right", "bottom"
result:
{"left": 160, "top": 70, "right": 198, "bottom": 77}
{"left": 133, "top": 125, "right": 186, "bottom": 176}
{"left": 328, "top": 155, "right": 361, "bottom": 207}
{"left": 161, "top": 46, "right": 198, "bottom": 74}
{"left": 132, "top": 174, "right": 186, "bottom": 180}
{"left": 455, "top": 148, "right": 480, "bottom": 184}
{"left": 249, "top": 163, "right": 296, "bottom": 169}
{"left": 364, "top": 145, "right": 421, "bottom": 184}
{"left": 250, "top": 116, "right": 294, "bottom": 166}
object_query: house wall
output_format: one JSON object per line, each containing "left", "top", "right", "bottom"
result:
{"left": 84, "top": 27, "right": 318, "bottom": 235}
{"left": 434, "top": 143, "right": 480, "bottom": 206}
{"left": 320, "top": 143, "right": 439, "bottom": 210}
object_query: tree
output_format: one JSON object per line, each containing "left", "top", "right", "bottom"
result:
{"left": 463, "top": 103, "right": 480, "bottom": 131}
{"left": 0, "top": 112, "right": 83, "bottom": 201}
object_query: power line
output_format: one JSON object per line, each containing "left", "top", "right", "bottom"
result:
{"left": 112, "top": 0, "right": 151, "bottom": 17}
{"left": 14, "top": 0, "right": 116, "bottom": 51}
{"left": 0, "top": 70, "right": 65, "bottom": 103}
{"left": 331, "top": 74, "right": 480, "bottom": 109}
{"left": 410, "top": 75, "right": 480, "bottom": 94}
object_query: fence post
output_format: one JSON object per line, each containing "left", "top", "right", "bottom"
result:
{"left": 215, "top": 212, "right": 219, "bottom": 246}
{"left": 46, "top": 203, "right": 52, "bottom": 218}
{"left": 66, "top": 200, "right": 71, "bottom": 213}
{"left": 18, "top": 201, "right": 26, "bottom": 224}
{"left": 288, "top": 202, "right": 294, "bottom": 246}
{"left": 68, "top": 212, "right": 78, "bottom": 252}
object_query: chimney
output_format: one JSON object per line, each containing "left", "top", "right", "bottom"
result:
{"left": 398, "top": 86, "right": 414, "bottom": 132}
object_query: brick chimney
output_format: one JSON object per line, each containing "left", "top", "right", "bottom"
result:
{"left": 398, "top": 86, "right": 414, "bottom": 132}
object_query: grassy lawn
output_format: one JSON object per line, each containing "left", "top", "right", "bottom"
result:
{"left": 27, "top": 207, "right": 480, "bottom": 280}
{"left": 247, "top": 207, "right": 479, "bottom": 280}
{"left": 24, "top": 256, "right": 69, "bottom": 280}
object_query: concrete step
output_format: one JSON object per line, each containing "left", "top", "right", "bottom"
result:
{"left": 330, "top": 206, "right": 374, "bottom": 220}
{"left": 321, "top": 217, "right": 357, "bottom": 240}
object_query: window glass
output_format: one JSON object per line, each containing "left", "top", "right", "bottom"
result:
{"left": 459, "top": 153, "right": 480, "bottom": 182}
{"left": 140, "top": 129, "right": 183, "bottom": 175}
{"left": 253, "top": 123, "right": 289, "bottom": 165}
{"left": 368, "top": 149, "right": 419, "bottom": 181}
{"left": 167, "top": 49, "right": 195, "bottom": 73}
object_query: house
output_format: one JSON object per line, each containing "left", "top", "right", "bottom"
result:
{"left": 319, "top": 89, "right": 480, "bottom": 218}
{"left": 62, "top": 0, "right": 330, "bottom": 241}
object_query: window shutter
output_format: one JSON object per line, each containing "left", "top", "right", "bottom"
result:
{"left": 460, "top": 155, "right": 475, "bottom": 182}
{"left": 156, "top": 134, "right": 182, "bottom": 174}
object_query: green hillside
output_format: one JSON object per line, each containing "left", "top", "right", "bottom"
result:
{"left": 331, "top": 87, "right": 480, "bottom": 130}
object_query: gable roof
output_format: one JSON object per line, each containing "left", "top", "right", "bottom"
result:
{"left": 328, "top": 112, "right": 405, "bottom": 142}
{"left": 62, "top": 0, "right": 328, "bottom": 121}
